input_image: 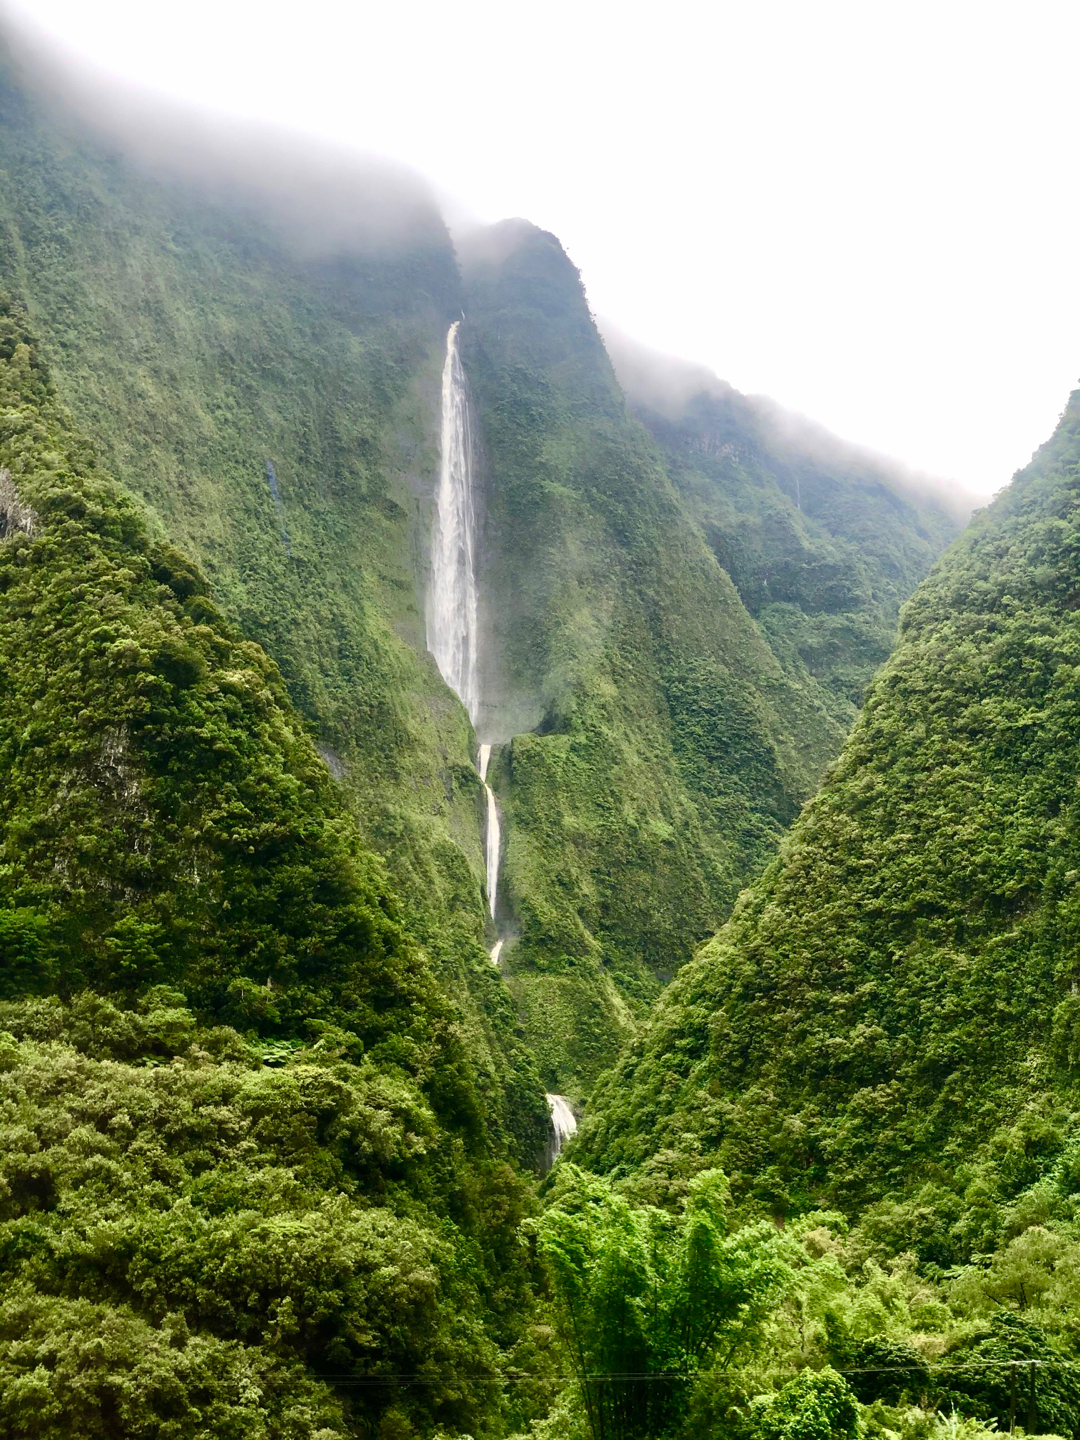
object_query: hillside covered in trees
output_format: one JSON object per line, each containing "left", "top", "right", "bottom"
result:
{"left": 7, "top": 22, "right": 1072, "bottom": 1440}
{"left": 570, "top": 377, "right": 1080, "bottom": 1435}
{"left": 0, "top": 39, "right": 963, "bottom": 1097}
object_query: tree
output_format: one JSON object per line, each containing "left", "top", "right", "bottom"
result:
{"left": 537, "top": 1165, "right": 793, "bottom": 1440}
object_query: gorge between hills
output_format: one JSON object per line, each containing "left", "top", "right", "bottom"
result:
{"left": 4, "top": 23, "right": 1080, "bottom": 1440}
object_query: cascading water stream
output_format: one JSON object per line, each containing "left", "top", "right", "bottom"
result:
{"left": 478, "top": 743, "right": 501, "bottom": 927}
{"left": 427, "top": 322, "right": 502, "bottom": 963}
{"left": 427, "top": 321, "right": 479, "bottom": 724}
{"left": 544, "top": 1093, "right": 578, "bottom": 1170}
{"left": 427, "top": 323, "right": 572, "bottom": 1167}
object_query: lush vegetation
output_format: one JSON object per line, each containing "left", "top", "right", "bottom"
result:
{"left": 526, "top": 1165, "right": 1080, "bottom": 1440}
{"left": 621, "top": 366, "right": 963, "bottom": 734}
{"left": 0, "top": 44, "right": 544, "bottom": 1146}
{"left": 460, "top": 223, "right": 958, "bottom": 1094}
{"left": 0, "top": 41, "right": 959, "bottom": 1102}
{"left": 0, "top": 294, "right": 553, "bottom": 1436}
{"left": 570, "top": 387, "right": 1080, "bottom": 1432}
{"left": 0, "top": 990, "right": 556, "bottom": 1439}
{"left": 579, "top": 387, "right": 1080, "bottom": 1220}
{"left": 6, "top": 36, "right": 1063, "bottom": 1440}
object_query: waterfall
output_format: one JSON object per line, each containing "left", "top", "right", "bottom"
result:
{"left": 426, "top": 323, "right": 505, "bottom": 964}
{"left": 544, "top": 1093, "right": 578, "bottom": 1170}
{"left": 426, "top": 321, "right": 480, "bottom": 723}
{"left": 477, "top": 743, "right": 501, "bottom": 925}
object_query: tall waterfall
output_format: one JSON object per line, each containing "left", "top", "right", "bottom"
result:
{"left": 478, "top": 744, "right": 501, "bottom": 923}
{"left": 428, "top": 323, "right": 502, "bottom": 964}
{"left": 427, "top": 321, "right": 480, "bottom": 723}
{"left": 428, "top": 323, "right": 574, "bottom": 1171}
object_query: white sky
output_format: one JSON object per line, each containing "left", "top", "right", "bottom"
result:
{"left": 6, "top": 0, "right": 1080, "bottom": 497}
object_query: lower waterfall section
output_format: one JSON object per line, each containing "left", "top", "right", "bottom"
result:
{"left": 478, "top": 743, "right": 501, "bottom": 925}
{"left": 543, "top": 1093, "right": 578, "bottom": 1172}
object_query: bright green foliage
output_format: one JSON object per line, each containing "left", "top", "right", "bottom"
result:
{"left": 0, "top": 991, "right": 544, "bottom": 1438}
{"left": 0, "top": 1291, "right": 346, "bottom": 1440}
{"left": 744, "top": 1367, "right": 859, "bottom": 1440}
{"left": 536, "top": 1165, "right": 793, "bottom": 1439}
{"left": 578, "top": 386, "right": 1080, "bottom": 1219}
{"left": 459, "top": 223, "right": 956, "bottom": 1093}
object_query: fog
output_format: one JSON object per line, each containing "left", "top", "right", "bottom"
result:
{"left": 601, "top": 321, "right": 980, "bottom": 524}
{"left": 5, "top": 0, "right": 1080, "bottom": 495}
{"left": 0, "top": 16, "right": 445, "bottom": 257}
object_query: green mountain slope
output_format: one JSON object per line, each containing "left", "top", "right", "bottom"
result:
{"left": 0, "top": 295, "right": 552, "bottom": 1435}
{"left": 0, "top": 36, "right": 962, "bottom": 1109}
{"left": 577, "top": 388, "right": 1080, "bottom": 1235}
{"left": 0, "top": 41, "right": 549, "bottom": 1145}
{"left": 606, "top": 331, "right": 967, "bottom": 734}
{"left": 461, "top": 223, "right": 963, "bottom": 1095}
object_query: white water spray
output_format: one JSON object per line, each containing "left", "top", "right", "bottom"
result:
{"left": 545, "top": 1093, "right": 578, "bottom": 1168}
{"left": 427, "top": 321, "right": 480, "bottom": 723}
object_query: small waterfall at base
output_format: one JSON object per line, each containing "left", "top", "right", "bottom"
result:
{"left": 427, "top": 321, "right": 479, "bottom": 723}
{"left": 543, "top": 1093, "right": 578, "bottom": 1171}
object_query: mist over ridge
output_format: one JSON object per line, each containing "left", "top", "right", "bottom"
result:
{"left": 600, "top": 319, "right": 982, "bottom": 525}
{"left": 0, "top": 8, "right": 448, "bottom": 257}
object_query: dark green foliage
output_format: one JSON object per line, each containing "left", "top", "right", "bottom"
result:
{"left": 843, "top": 1339, "right": 930, "bottom": 1406}
{"left": 578, "top": 386, "right": 1080, "bottom": 1229}
{"left": 937, "top": 1316, "right": 1080, "bottom": 1438}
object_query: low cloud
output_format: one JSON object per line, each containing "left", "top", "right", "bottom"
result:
{"left": 0, "top": 8, "right": 445, "bottom": 258}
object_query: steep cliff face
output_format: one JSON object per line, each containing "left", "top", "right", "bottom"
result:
{"left": 577, "top": 390, "right": 1080, "bottom": 1230}
{"left": 606, "top": 330, "right": 968, "bottom": 734}
{"left": 457, "top": 222, "right": 960, "bottom": 1095}
{"left": 0, "top": 42, "right": 554, "bottom": 1150}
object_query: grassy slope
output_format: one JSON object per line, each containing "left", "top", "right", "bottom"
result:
{"left": 577, "top": 390, "right": 1080, "bottom": 1225}
{"left": 0, "top": 298, "right": 549, "bottom": 1438}
{"left": 462, "top": 223, "right": 860, "bottom": 1095}
{"left": 0, "top": 51, "right": 547, "bottom": 1154}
